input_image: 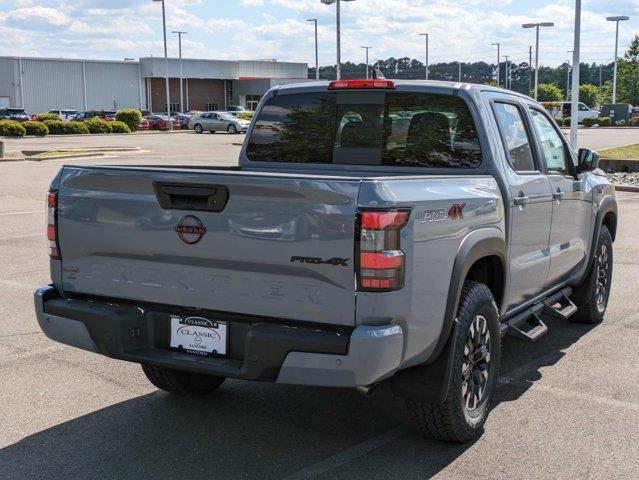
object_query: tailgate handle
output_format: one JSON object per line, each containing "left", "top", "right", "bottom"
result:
{"left": 154, "top": 183, "right": 229, "bottom": 212}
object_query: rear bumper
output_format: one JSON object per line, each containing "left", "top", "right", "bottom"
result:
{"left": 34, "top": 286, "right": 403, "bottom": 387}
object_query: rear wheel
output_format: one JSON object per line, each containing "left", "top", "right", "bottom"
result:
{"left": 141, "top": 364, "right": 225, "bottom": 396}
{"left": 572, "top": 225, "right": 613, "bottom": 324}
{"left": 193, "top": 124, "right": 203, "bottom": 134}
{"left": 406, "top": 281, "right": 500, "bottom": 443}
{"left": 227, "top": 124, "right": 237, "bottom": 134}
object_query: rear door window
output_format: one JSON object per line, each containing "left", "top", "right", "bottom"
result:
{"left": 247, "top": 91, "right": 482, "bottom": 168}
{"left": 492, "top": 102, "right": 536, "bottom": 172}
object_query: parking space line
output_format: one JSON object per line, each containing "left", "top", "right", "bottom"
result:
{"left": 0, "top": 233, "right": 41, "bottom": 241}
{"left": 0, "top": 211, "right": 42, "bottom": 217}
{"left": 283, "top": 428, "right": 405, "bottom": 480}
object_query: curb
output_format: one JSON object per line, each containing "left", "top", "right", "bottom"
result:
{"left": 614, "top": 185, "right": 639, "bottom": 193}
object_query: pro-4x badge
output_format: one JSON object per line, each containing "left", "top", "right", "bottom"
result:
{"left": 290, "top": 256, "right": 349, "bottom": 267}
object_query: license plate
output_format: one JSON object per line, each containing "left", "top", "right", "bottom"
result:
{"left": 169, "top": 315, "right": 227, "bottom": 357}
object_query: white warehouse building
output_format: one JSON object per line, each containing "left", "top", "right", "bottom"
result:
{"left": 0, "top": 56, "right": 311, "bottom": 114}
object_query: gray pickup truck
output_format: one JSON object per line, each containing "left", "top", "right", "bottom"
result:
{"left": 35, "top": 79, "right": 617, "bottom": 443}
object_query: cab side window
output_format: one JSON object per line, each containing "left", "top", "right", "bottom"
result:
{"left": 493, "top": 102, "right": 536, "bottom": 172}
{"left": 529, "top": 108, "right": 570, "bottom": 175}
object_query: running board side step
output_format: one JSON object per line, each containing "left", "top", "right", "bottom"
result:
{"left": 501, "top": 288, "right": 575, "bottom": 342}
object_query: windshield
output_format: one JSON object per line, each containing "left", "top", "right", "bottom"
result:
{"left": 247, "top": 91, "right": 482, "bottom": 168}
{"left": 220, "top": 113, "right": 238, "bottom": 121}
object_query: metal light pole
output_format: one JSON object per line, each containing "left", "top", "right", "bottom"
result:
{"left": 529, "top": 45, "right": 533, "bottom": 93}
{"left": 172, "top": 30, "right": 187, "bottom": 114}
{"left": 570, "top": 0, "right": 582, "bottom": 148}
{"left": 458, "top": 62, "right": 462, "bottom": 82}
{"left": 307, "top": 19, "right": 319, "bottom": 80}
{"left": 565, "top": 51, "right": 573, "bottom": 100}
{"left": 607, "top": 15, "right": 630, "bottom": 103}
{"left": 153, "top": 0, "right": 172, "bottom": 129}
{"left": 362, "top": 46, "right": 371, "bottom": 79}
{"left": 420, "top": 33, "right": 429, "bottom": 80}
{"left": 321, "top": 0, "right": 356, "bottom": 80}
{"left": 491, "top": 42, "right": 500, "bottom": 86}
{"left": 523, "top": 21, "right": 554, "bottom": 100}
{"left": 504, "top": 55, "right": 510, "bottom": 90}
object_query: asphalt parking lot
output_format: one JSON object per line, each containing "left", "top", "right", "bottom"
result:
{"left": 1, "top": 132, "right": 638, "bottom": 479}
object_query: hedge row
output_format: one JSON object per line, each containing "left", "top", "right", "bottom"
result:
{"left": 0, "top": 120, "right": 27, "bottom": 137}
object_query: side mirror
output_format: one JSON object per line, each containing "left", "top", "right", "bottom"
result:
{"left": 577, "top": 148, "right": 600, "bottom": 173}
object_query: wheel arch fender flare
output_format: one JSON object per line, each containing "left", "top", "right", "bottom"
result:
{"left": 578, "top": 195, "right": 617, "bottom": 282}
{"left": 391, "top": 228, "right": 507, "bottom": 403}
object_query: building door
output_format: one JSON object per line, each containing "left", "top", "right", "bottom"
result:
{"left": 246, "top": 95, "right": 261, "bottom": 111}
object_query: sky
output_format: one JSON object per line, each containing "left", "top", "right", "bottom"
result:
{"left": 0, "top": 0, "right": 637, "bottom": 68}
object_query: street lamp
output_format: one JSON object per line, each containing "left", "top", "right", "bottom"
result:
{"left": 306, "top": 19, "right": 319, "bottom": 80}
{"left": 570, "top": 1, "right": 582, "bottom": 148}
{"left": 172, "top": 30, "right": 187, "bottom": 114}
{"left": 419, "top": 33, "right": 429, "bottom": 80}
{"left": 321, "top": 0, "right": 356, "bottom": 80}
{"left": 362, "top": 46, "right": 371, "bottom": 79}
{"left": 565, "top": 50, "right": 573, "bottom": 101}
{"left": 606, "top": 15, "right": 630, "bottom": 103}
{"left": 491, "top": 42, "right": 500, "bottom": 87}
{"left": 153, "top": 0, "right": 172, "bottom": 129}
{"left": 522, "top": 21, "right": 554, "bottom": 100}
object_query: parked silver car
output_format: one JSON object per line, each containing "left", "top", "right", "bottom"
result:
{"left": 188, "top": 111, "right": 251, "bottom": 134}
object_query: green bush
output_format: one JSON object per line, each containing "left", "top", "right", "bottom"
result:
{"left": 597, "top": 117, "right": 612, "bottom": 127}
{"left": 23, "top": 121, "right": 48, "bottom": 136}
{"left": 235, "top": 112, "right": 254, "bottom": 121}
{"left": 0, "top": 120, "right": 26, "bottom": 137}
{"left": 553, "top": 117, "right": 563, "bottom": 127}
{"left": 36, "top": 113, "right": 60, "bottom": 122}
{"left": 582, "top": 117, "right": 597, "bottom": 128}
{"left": 107, "top": 121, "right": 131, "bottom": 133}
{"left": 536, "top": 83, "right": 564, "bottom": 102}
{"left": 563, "top": 117, "right": 571, "bottom": 127}
{"left": 64, "top": 121, "right": 89, "bottom": 135}
{"left": 84, "top": 117, "right": 112, "bottom": 134}
{"left": 615, "top": 119, "right": 627, "bottom": 127}
{"left": 116, "top": 108, "right": 142, "bottom": 131}
{"left": 43, "top": 120, "right": 89, "bottom": 135}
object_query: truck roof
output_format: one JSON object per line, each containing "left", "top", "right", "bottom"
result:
{"left": 273, "top": 79, "right": 536, "bottom": 103}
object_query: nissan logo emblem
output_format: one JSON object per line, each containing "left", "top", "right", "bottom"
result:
{"left": 175, "top": 215, "right": 206, "bottom": 244}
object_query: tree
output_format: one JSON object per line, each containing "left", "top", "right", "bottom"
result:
{"left": 597, "top": 81, "right": 613, "bottom": 106}
{"left": 579, "top": 84, "right": 599, "bottom": 108}
{"left": 535, "top": 83, "right": 563, "bottom": 102}
{"left": 618, "top": 35, "right": 639, "bottom": 106}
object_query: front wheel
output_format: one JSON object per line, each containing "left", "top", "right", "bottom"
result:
{"left": 572, "top": 225, "right": 613, "bottom": 323}
{"left": 406, "top": 281, "right": 501, "bottom": 443}
{"left": 141, "top": 364, "right": 225, "bottom": 396}
{"left": 227, "top": 124, "right": 237, "bottom": 134}
{"left": 193, "top": 124, "right": 203, "bottom": 134}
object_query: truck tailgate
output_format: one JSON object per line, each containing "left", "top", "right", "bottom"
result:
{"left": 56, "top": 167, "right": 361, "bottom": 326}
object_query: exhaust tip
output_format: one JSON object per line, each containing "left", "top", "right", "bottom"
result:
{"left": 355, "top": 383, "right": 381, "bottom": 397}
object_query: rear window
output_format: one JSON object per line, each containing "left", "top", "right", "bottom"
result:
{"left": 247, "top": 91, "right": 482, "bottom": 168}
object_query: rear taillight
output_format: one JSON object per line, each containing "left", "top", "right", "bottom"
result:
{"left": 47, "top": 191, "right": 60, "bottom": 259}
{"left": 357, "top": 209, "right": 410, "bottom": 291}
{"left": 328, "top": 79, "right": 396, "bottom": 90}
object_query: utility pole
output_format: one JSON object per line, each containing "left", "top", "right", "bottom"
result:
{"left": 491, "top": 43, "right": 500, "bottom": 87}
{"left": 153, "top": 0, "right": 172, "bottom": 128}
{"left": 458, "top": 62, "right": 462, "bottom": 82}
{"left": 321, "top": 0, "right": 356, "bottom": 80}
{"left": 599, "top": 64, "right": 602, "bottom": 87}
{"left": 172, "top": 30, "right": 187, "bottom": 114}
{"left": 362, "top": 46, "right": 371, "bottom": 79}
{"left": 419, "top": 33, "right": 429, "bottom": 80}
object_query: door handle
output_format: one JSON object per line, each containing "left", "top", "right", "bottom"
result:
{"left": 513, "top": 193, "right": 528, "bottom": 207}
{"left": 553, "top": 189, "right": 565, "bottom": 201}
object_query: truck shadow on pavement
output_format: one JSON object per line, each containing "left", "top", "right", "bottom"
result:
{"left": 1, "top": 318, "right": 599, "bottom": 480}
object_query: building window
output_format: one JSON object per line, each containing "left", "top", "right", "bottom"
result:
{"left": 205, "top": 102, "right": 219, "bottom": 111}
{"left": 246, "top": 95, "right": 262, "bottom": 111}
{"left": 226, "top": 80, "right": 234, "bottom": 106}
{"left": 169, "top": 103, "right": 180, "bottom": 114}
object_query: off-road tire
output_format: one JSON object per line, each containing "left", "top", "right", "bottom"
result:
{"left": 406, "top": 281, "right": 501, "bottom": 443}
{"left": 572, "top": 225, "right": 613, "bottom": 324}
{"left": 141, "top": 364, "right": 225, "bottom": 396}
{"left": 193, "top": 124, "right": 203, "bottom": 134}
